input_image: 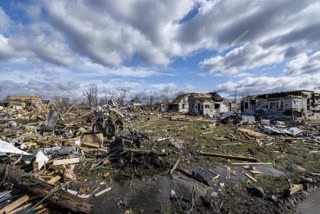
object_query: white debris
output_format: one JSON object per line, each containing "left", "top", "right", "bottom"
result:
{"left": 0, "top": 140, "right": 31, "bottom": 155}
{"left": 35, "top": 150, "right": 49, "bottom": 170}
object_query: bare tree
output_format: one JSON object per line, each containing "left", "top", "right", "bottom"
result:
{"left": 161, "top": 84, "right": 171, "bottom": 104}
{"left": 83, "top": 84, "right": 98, "bottom": 108}
{"left": 117, "top": 88, "right": 129, "bottom": 106}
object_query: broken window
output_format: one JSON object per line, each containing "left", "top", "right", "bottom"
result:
{"left": 215, "top": 103, "right": 220, "bottom": 109}
{"left": 280, "top": 101, "right": 284, "bottom": 109}
{"left": 244, "top": 102, "right": 248, "bottom": 109}
{"left": 205, "top": 104, "right": 210, "bottom": 108}
{"left": 182, "top": 104, "right": 185, "bottom": 109}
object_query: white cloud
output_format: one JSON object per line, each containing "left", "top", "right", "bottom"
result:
{"left": 196, "top": 0, "right": 320, "bottom": 74}
{"left": 285, "top": 51, "right": 320, "bottom": 75}
{"left": 0, "top": 8, "right": 10, "bottom": 32}
{"left": 0, "top": 34, "right": 13, "bottom": 59}
{"left": 200, "top": 43, "right": 283, "bottom": 75}
{"left": 215, "top": 74, "right": 320, "bottom": 98}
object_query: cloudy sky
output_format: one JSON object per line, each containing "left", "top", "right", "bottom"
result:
{"left": 0, "top": 0, "right": 320, "bottom": 100}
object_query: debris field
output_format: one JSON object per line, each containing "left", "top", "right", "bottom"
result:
{"left": 1, "top": 98, "right": 320, "bottom": 214}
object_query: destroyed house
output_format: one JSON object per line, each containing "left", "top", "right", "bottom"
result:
{"left": 241, "top": 90, "right": 320, "bottom": 121}
{"left": 169, "top": 92, "right": 231, "bottom": 116}
{"left": 129, "top": 97, "right": 142, "bottom": 106}
{"left": 2, "top": 96, "right": 43, "bottom": 107}
{"left": 168, "top": 93, "right": 194, "bottom": 113}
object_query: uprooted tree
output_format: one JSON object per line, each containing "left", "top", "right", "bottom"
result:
{"left": 83, "top": 83, "right": 98, "bottom": 108}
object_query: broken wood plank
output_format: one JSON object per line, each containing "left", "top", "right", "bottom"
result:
{"left": 0, "top": 195, "right": 30, "bottom": 214}
{"left": 311, "top": 172, "right": 320, "bottom": 176}
{"left": 255, "top": 138, "right": 263, "bottom": 147}
{"left": 287, "top": 184, "right": 303, "bottom": 195}
{"left": 94, "top": 187, "right": 112, "bottom": 197}
{"left": 199, "top": 151, "right": 258, "bottom": 162}
{"left": 6, "top": 175, "right": 61, "bottom": 214}
{"left": 124, "top": 148, "right": 167, "bottom": 156}
{"left": 48, "top": 175, "right": 61, "bottom": 184}
{"left": 0, "top": 164, "right": 92, "bottom": 213}
{"left": 9, "top": 202, "right": 32, "bottom": 214}
{"left": 238, "top": 128, "right": 266, "bottom": 138}
{"left": 170, "top": 158, "right": 181, "bottom": 176}
{"left": 230, "top": 162, "right": 273, "bottom": 166}
{"left": 250, "top": 170, "right": 262, "bottom": 174}
{"left": 52, "top": 158, "right": 80, "bottom": 166}
{"left": 245, "top": 173, "right": 257, "bottom": 182}
{"left": 81, "top": 141, "right": 100, "bottom": 148}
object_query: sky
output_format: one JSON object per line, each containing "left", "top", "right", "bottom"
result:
{"left": 0, "top": 0, "right": 320, "bottom": 101}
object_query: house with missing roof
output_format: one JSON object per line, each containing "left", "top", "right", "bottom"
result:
{"left": 241, "top": 90, "right": 320, "bottom": 121}
{"left": 169, "top": 92, "right": 232, "bottom": 117}
{"left": 128, "top": 97, "right": 143, "bottom": 107}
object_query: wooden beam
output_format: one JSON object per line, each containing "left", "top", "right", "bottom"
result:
{"left": 4, "top": 175, "right": 61, "bottom": 214}
{"left": 230, "top": 162, "right": 273, "bottom": 166}
{"left": 0, "top": 195, "right": 30, "bottom": 214}
{"left": 94, "top": 187, "right": 112, "bottom": 197}
{"left": 199, "top": 151, "right": 258, "bottom": 162}
{"left": 52, "top": 158, "right": 80, "bottom": 166}
{"left": 245, "top": 173, "right": 257, "bottom": 182}
{"left": 170, "top": 158, "right": 181, "bottom": 176}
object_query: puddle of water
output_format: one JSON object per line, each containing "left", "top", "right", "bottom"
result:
{"left": 296, "top": 190, "right": 320, "bottom": 214}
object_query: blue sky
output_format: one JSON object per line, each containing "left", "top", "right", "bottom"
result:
{"left": 0, "top": 0, "right": 320, "bottom": 101}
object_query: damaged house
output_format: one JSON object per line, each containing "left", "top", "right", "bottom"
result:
{"left": 0, "top": 96, "right": 43, "bottom": 108}
{"left": 128, "top": 97, "right": 143, "bottom": 107}
{"left": 169, "top": 92, "right": 231, "bottom": 116}
{"left": 241, "top": 90, "right": 320, "bottom": 121}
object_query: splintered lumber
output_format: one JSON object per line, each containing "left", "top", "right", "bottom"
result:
{"left": 124, "top": 148, "right": 167, "bottom": 156}
{"left": 311, "top": 172, "right": 320, "bottom": 176}
{"left": 287, "top": 184, "right": 303, "bottom": 195}
{"left": 238, "top": 128, "right": 266, "bottom": 138}
{"left": 230, "top": 162, "right": 273, "bottom": 166}
{"left": 81, "top": 133, "right": 103, "bottom": 148}
{"left": 199, "top": 151, "right": 258, "bottom": 162}
{"left": 170, "top": 158, "right": 181, "bottom": 176}
{"left": 53, "top": 158, "right": 80, "bottom": 166}
{"left": 245, "top": 173, "right": 257, "bottom": 182}
{"left": 0, "top": 195, "right": 31, "bottom": 214}
{"left": 48, "top": 175, "right": 61, "bottom": 184}
{"left": 0, "top": 164, "right": 92, "bottom": 213}
{"left": 3, "top": 175, "right": 62, "bottom": 213}
{"left": 94, "top": 187, "right": 112, "bottom": 197}
{"left": 10, "top": 202, "right": 32, "bottom": 214}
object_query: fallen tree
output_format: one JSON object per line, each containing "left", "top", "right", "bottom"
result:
{"left": 0, "top": 164, "right": 92, "bottom": 213}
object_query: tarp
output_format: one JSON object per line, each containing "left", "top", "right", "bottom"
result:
{"left": 262, "top": 126, "right": 302, "bottom": 136}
